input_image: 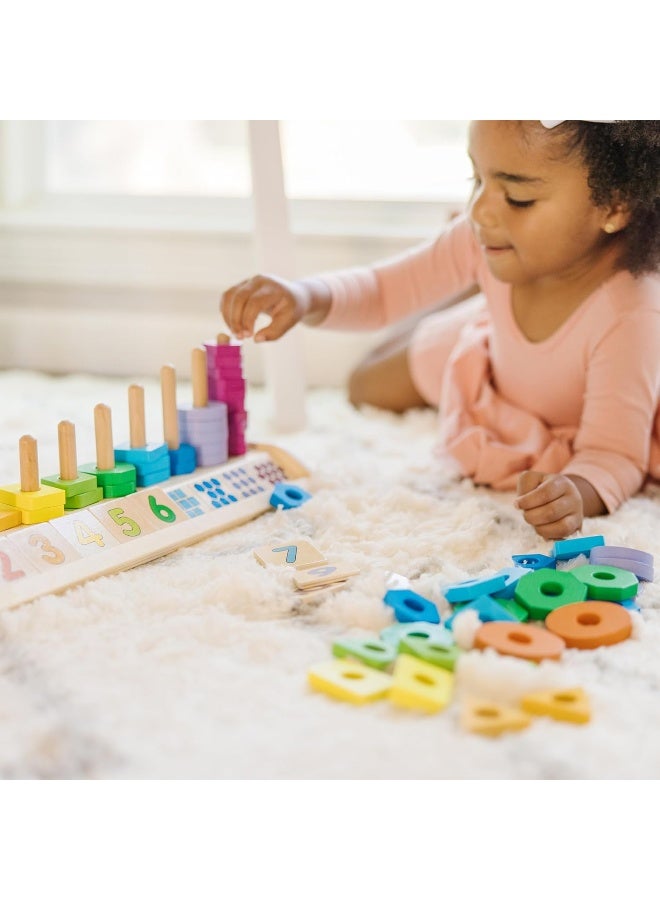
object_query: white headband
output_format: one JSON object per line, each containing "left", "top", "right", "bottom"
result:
{"left": 541, "top": 120, "right": 618, "bottom": 128}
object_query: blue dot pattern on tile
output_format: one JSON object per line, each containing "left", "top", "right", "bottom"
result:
{"left": 165, "top": 461, "right": 285, "bottom": 518}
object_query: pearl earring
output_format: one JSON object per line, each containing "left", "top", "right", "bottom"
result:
{"left": 604, "top": 223, "right": 616, "bottom": 233}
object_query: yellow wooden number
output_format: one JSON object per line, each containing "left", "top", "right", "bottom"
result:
{"left": 73, "top": 520, "right": 105, "bottom": 548}
{"left": 28, "top": 532, "right": 65, "bottom": 565}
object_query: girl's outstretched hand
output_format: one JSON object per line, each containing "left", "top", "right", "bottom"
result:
{"left": 220, "top": 274, "right": 312, "bottom": 343}
{"left": 514, "top": 470, "right": 584, "bottom": 539}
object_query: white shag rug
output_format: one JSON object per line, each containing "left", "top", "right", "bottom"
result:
{"left": 1, "top": 368, "right": 659, "bottom": 779}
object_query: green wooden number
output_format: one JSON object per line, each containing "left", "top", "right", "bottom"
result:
{"left": 107, "top": 507, "right": 141, "bottom": 537}
{"left": 147, "top": 494, "right": 177, "bottom": 523}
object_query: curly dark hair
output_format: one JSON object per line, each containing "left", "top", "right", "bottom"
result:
{"left": 544, "top": 121, "right": 660, "bottom": 275}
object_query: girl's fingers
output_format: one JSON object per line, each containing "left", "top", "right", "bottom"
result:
{"left": 515, "top": 476, "right": 563, "bottom": 511}
{"left": 532, "top": 514, "right": 582, "bottom": 540}
{"left": 253, "top": 298, "right": 297, "bottom": 342}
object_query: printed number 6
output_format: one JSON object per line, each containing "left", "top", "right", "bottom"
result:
{"left": 148, "top": 494, "right": 177, "bottom": 523}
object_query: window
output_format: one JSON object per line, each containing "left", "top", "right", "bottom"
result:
{"left": 44, "top": 120, "right": 471, "bottom": 206}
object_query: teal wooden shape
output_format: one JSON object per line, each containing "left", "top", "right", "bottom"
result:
{"left": 443, "top": 573, "right": 508, "bottom": 604}
{"left": 492, "top": 566, "right": 530, "bottom": 599}
{"left": 269, "top": 482, "right": 312, "bottom": 510}
{"left": 114, "top": 441, "right": 170, "bottom": 467}
{"left": 514, "top": 568, "right": 587, "bottom": 619}
{"left": 496, "top": 597, "right": 529, "bottom": 621}
{"left": 570, "top": 564, "right": 638, "bottom": 601}
{"left": 332, "top": 636, "right": 397, "bottom": 670}
{"left": 511, "top": 553, "right": 556, "bottom": 570}
{"left": 135, "top": 460, "right": 171, "bottom": 487}
{"left": 553, "top": 535, "right": 605, "bottom": 560}
{"left": 383, "top": 589, "right": 440, "bottom": 624}
{"left": 399, "top": 635, "right": 461, "bottom": 672}
{"left": 168, "top": 443, "right": 197, "bottom": 475}
{"left": 380, "top": 621, "right": 453, "bottom": 649}
{"left": 445, "top": 594, "right": 517, "bottom": 629}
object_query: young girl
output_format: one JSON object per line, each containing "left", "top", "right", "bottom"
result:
{"left": 221, "top": 121, "right": 660, "bottom": 540}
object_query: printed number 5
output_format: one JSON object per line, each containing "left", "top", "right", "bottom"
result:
{"left": 107, "top": 507, "right": 141, "bottom": 537}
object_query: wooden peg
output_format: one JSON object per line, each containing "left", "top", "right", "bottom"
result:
{"left": 216, "top": 332, "right": 231, "bottom": 345}
{"left": 128, "top": 384, "right": 146, "bottom": 448}
{"left": 19, "top": 434, "right": 39, "bottom": 492}
{"left": 58, "top": 420, "right": 78, "bottom": 481}
{"left": 160, "top": 364, "right": 180, "bottom": 451}
{"left": 192, "top": 346, "right": 208, "bottom": 409}
{"left": 94, "top": 403, "right": 115, "bottom": 471}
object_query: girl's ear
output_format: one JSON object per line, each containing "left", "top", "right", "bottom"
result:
{"left": 602, "top": 200, "right": 632, "bottom": 235}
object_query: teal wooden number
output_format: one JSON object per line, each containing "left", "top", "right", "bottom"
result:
{"left": 272, "top": 545, "right": 298, "bottom": 564}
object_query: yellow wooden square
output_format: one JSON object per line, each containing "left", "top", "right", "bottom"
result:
{"left": 389, "top": 653, "right": 454, "bottom": 714}
{"left": 460, "top": 698, "right": 532, "bottom": 737}
{"left": 294, "top": 561, "right": 360, "bottom": 590}
{"left": 21, "top": 505, "right": 66, "bottom": 525}
{"left": 308, "top": 658, "right": 392, "bottom": 705}
{"left": 0, "top": 503, "right": 22, "bottom": 532}
{"left": 254, "top": 540, "right": 326, "bottom": 570}
{"left": 0, "top": 483, "right": 66, "bottom": 511}
{"left": 521, "top": 687, "right": 591, "bottom": 724}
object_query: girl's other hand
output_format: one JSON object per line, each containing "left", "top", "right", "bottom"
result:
{"left": 220, "top": 274, "right": 312, "bottom": 343}
{"left": 514, "top": 470, "right": 584, "bottom": 539}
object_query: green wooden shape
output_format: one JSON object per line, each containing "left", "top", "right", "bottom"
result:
{"left": 101, "top": 480, "right": 137, "bottom": 498}
{"left": 79, "top": 462, "right": 137, "bottom": 486}
{"left": 380, "top": 621, "right": 453, "bottom": 649}
{"left": 496, "top": 598, "right": 529, "bottom": 622}
{"left": 514, "top": 568, "right": 587, "bottom": 619}
{"left": 570, "top": 564, "right": 638, "bottom": 601}
{"left": 399, "top": 635, "right": 461, "bottom": 672}
{"left": 41, "top": 471, "right": 98, "bottom": 498}
{"left": 332, "top": 637, "right": 397, "bottom": 670}
{"left": 64, "top": 486, "right": 105, "bottom": 509}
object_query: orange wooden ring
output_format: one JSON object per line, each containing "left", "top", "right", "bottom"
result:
{"left": 545, "top": 600, "right": 632, "bottom": 649}
{"left": 474, "top": 621, "right": 565, "bottom": 662}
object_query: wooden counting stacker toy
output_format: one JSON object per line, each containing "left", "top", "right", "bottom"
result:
{"left": 0, "top": 435, "right": 310, "bottom": 612}
{"left": 177, "top": 346, "right": 228, "bottom": 467}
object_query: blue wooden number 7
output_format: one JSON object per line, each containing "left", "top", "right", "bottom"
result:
{"left": 272, "top": 545, "right": 298, "bottom": 564}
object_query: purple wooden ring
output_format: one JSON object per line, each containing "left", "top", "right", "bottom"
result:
{"left": 588, "top": 553, "right": 654, "bottom": 582}
{"left": 590, "top": 545, "right": 653, "bottom": 566}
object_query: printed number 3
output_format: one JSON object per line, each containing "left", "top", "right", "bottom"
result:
{"left": 28, "top": 532, "right": 65, "bottom": 565}
{"left": 107, "top": 507, "right": 141, "bottom": 537}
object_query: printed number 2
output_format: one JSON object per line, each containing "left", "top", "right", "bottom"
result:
{"left": 107, "top": 507, "right": 141, "bottom": 537}
{"left": 0, "top": 550, "right": 25, "bottom": 581}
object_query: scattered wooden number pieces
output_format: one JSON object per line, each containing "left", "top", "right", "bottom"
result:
{"left": 50, "top": 509, "right": 120, "bottom": 557}
{"left": 545, "top": 600, "right": 632, "bottom": 649}
{"left": 474, "top": 620, "right": 565, "bottom": 661}
{"left": 389, "top": 654, "right": 454, "bottom": 713}
{"left": 294, "top": 562, "right": 360, "bottom": 591}
{"left": 460, "top": 698, "right": 532, "bottom": 737}
{"left": 253, "top": 539, "right": 326, "bottom": 570}
{"left": 307, "top": 658, "right": 392, "bottom": 704}
{"left": 521, "top": 687, "right": 591, "bottom": 724}
{"left": 4, "top": 523, "right": 81, "bottom": 571}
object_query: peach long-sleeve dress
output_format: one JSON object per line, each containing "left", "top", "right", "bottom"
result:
{"left": 319, "top": 215, "right": 660, "bottom": 512}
